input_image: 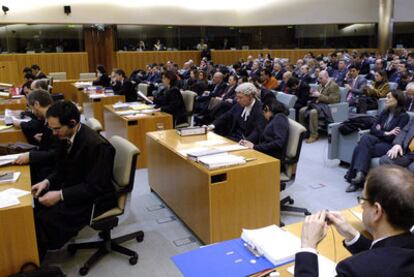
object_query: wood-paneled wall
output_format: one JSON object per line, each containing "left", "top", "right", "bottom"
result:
{"left": 0, "top": 53, "right": 89, "bottom": 84}
{"left": 116, "top": 51, "right": 201, "bottom": 76}
{"left": 211, "top": 49, "right": 378, "bottom": 65}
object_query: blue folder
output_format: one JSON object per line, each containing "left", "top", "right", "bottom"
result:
{"left": 172, "top": 238, "right": 294, "bottom": 277}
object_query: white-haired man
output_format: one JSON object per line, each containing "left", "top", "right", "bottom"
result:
{"left": 299, "top": 70, "right": 340, "bottom": 143}
{"left": 208, "top": 82, "right": 266, "bottom": 143}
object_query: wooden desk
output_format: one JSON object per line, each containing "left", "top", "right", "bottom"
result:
{"left": 0, "top": 98, "right": 27, "bottom": 112}
{"left": 52, "top": 79, "right": 80, "bottom": 102}
{"left": 104, "top": 105, "right": 173, "bottom": 168}
{"left": 0, "top": 126, "right": 27, "bottom": 143}
{"left": 0, "top": 165, "right": 39, "bottom": 276}
{"left": 146, "top": 130, "right": 280, "bottom": 244}
{"left": 83, "top": 95, "right": 125, "bottom": 131}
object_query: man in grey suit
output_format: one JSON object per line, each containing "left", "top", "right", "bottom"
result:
{"left": 380, "top": 117, "right": 414, "bottom": 172}
{"left": 345, "top": 65, "right": 367, "bottom": 107}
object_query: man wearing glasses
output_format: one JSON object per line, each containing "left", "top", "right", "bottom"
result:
{"left": 295, "top": 165, "right": 414, "bottom": 276}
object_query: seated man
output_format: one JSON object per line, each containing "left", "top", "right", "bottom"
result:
{"left": 286, "top": 77, "right": 310, "bottom": 116}
{"left": 344, "top": 65, "right": 367, "bottom": 106}
{"left": 296, "top": 165, "right": 414, "bottom": 277}
{"left": 260, "top": 69, "right": 278, "bottom": 90}
{"left": 298, "top": 70, "right": 340, "bottom": 143}
{"left": 406, "top": 82, "right": 414, "bottom": 112}
{"left": 32, "top": 101, "right": 116, "bottom": 260}
{"left": 331, "top": 59, "right": 348, "bottom": 86}
{"left": 380, "top": 116, "right": 414, "bottom": 173}
{"left": 13, "top": 89, "right": 64, "bottom": 184}
{"left": 209, "top": 82, "right": 266, "bottom": 144}
{"left": 111, "top": 68, "right": 137, "bottom": 102}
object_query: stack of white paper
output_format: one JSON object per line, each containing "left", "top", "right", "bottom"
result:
{"left": 0, "top": 172, "right": 21, "bottom": 183}
{"left": 0, "top": 154, "right": 21, "bottom": 167}
{"left": 113, "top": 102, "right": 130, "bottom": 110}
{"left": 241, "top": 225, "right": 301, "bottom": 266}
{"left": 197, "top": 153, "right": 246, "bottom": 170}
{"left": 0, "top": 187, "right": 30, "bottom": 209}
{"left": 74, "top": 81, "right": 93, "bottom": 88}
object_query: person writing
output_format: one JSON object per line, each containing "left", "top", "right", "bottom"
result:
{"left": 296, "top": 165, "right": 414, "bottom": 276}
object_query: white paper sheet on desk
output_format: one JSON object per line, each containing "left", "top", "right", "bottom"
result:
{"left": 1, "top": 188, "right": 30, "bottom": 198}
{"left": 0, "top": 194, "right": 20, "bottom": 209}
{"left": 0, "top": 172, "right": 21, "bottom": 184}
{"left": 116, "top": 110, "right": 138, "bottom": 116}
{"left": 137, "top": 91, "right": 153, "bottom": 104}
{"left": 113, "top": 102, "right": 130, "bottom": 110}
{"left": 0, "top": 125, "right": 13, "bottom": 131}
{"left": 11, "top": 116, "right": 31, "bottom": 123}
{"left": 287, "top": 254, "right": 337, "bottom": 277}
{"left": 214, "top": 144, "right": 248, "bottom": 152}
{"left": 195, "top": 140, "right": 227, "bottom": 147}
{"left": 177, "top": 147, "right": 208, "bottom": 157}
{"left": 0, "top": 154, "right": 21, "bottom": 166}
{"left": 88, "top": 93, "right": 106, "bottom": 99}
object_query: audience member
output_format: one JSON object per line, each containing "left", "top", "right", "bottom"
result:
{"left": 92, "top": 64, "right": 110, "bottom": 87}
{"left": 260, "top": 69, "right": 278, "bottom": 90}
{"left": 111, "top": 69, "right": 137, "bottom": 102}
{"left": 31, "top": 64, "right": 47, "bottom": 80}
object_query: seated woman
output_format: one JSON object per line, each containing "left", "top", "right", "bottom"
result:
{"left": 92, "top": 64, "right": 111, "bottom": 87}
{"left": 357, "top": 70, "right": 389, "bottom": 113}
{"left": 153, "top": 70, "right": 187, "bottom": 127}
{"left": 240, "top": 99, "right": 289, "bottom": 161}
{"left": 345, "top": 90, "right": 409, "bottom": 192}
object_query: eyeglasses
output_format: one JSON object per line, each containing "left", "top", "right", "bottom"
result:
{"left": 357, "top": 196, "right": 371, "bottom": 205}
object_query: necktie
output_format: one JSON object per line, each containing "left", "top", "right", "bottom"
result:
{"left": 409, "top": 137, "right": 414, "bottom": 153}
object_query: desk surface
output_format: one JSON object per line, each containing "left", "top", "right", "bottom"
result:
{"left": 147, "top": 130, "right": 278, "bottom": 174}
{"left": 147, "top": 130, "right": 280, "bottom": 244}
{"left": 0, "top": 125, "right": 27, "bottom": 143}
{"left": 0, "top": 165, "right": 39, "bottom": 276}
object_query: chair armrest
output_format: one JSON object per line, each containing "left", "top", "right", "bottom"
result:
{"left": 288, "top": 108, "right": 296, "bottom": 121}
{"left": 327, "top": 122, "right": 341, "bottom": 160}
{"left": 329, "top": 102, "right": 349, "bottom": 123}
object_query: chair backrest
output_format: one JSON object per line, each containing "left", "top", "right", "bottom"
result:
{"left": 138, "top": 83, "right": 149, "bottom": 96}
{"left": 284, "top": 118, "right": 307, "bottom": 179}
{"left": 48, "top": 72, "right": 67, "bottom": 81}
{"left": 276, "top": 91, "right": 297, "bottom": 109}
{"left": 79, "top": 72, "right": 96, "bottom": 80}
{"left": 86, "top": 117, "right": 103, "bottom": 133}
{"left": 181, "top": 90, "right": 197, "bottom": 115}
{"left": 377, "top": 97, "right": 387, "bottom": 114}
{"left": 339, "top": 86, "right": 349, "bottom": 103}
{"left": 109, "top": 136, "right": 140, "bottom": 212}
{"left": 388, "top": 82, "right": 398, "bottom": 91}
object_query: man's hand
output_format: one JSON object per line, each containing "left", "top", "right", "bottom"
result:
{"left": 239, "top": 139, "right": 254, "bottom": 149}
{"left": 38, "top": 191, "right": 61, "bottom": 207}
{"left": 311, "top": 90, "right": 321, "bottom": 98}
{"left": 326, "top": 211, "right": 359, "bottom": 241}
{"left": 202, "top": 124, "right": 215, "bottom": 131}
{"left": 33, "top": 133, "right": 43, "bottom": 142}
{"left": 344, "top": 84, "right": 351, "bottom": 90}
{"left": 13, "top": 119, "right": 21, "bottom": 129}
{"left": 387, "top": 144, "right": 403, "bottom": 159}
{"left": 301, "top": 210, "right": 328, "bottom": 249}
{"left": 31, "top": 179, "right": 49, "bottom": 198}
{"left": 385, "top": 127, "right": 401, "bottom": 137}
{"left": 13, "top": 152, "right": 29, "bottom": 165}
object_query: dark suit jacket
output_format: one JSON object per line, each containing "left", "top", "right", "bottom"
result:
{"left": 370, "top": 111, "right": 409, "bottom": 143}
{"left": 254, "top": 113, "right": 289, "bottom": 160}
{"left": 394, "top": 117, "right": 414, "bottom": 151}
{"left": 35, "top": 72, "right": 47, "bottom": 80}
{"left": 213, "top": 100, "right": 266, "bottom": 143}
{"left": 295, "top": 233, "right": 414, "bottom": 277}
{"left": 359, "top": 60, "right": 371, "bottom": 75}
{"left": 37, "top": 124, "right": 116, "bottom": 250}
{"left": 260, "top": 88, "right": 276, "bottom": 107}
{"left": 112, "top": 79, "right": 137, "bottom": 102}
{"left": 273, "top": 69, "right": 286, "bottom": 80}
{"left": 92, "top": 74, "right": 111, "bottom": 87}
{"left": 154, "top": 86, "right": 187, "bottom": 126}
{"left": 210, "top": 82, "right": 228, "bottom": 98}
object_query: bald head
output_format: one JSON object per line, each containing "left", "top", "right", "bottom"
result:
{"left": 318, "top": 70, "right": 330, "bottom": 85}
{"left": 365, "top": 165, "right": 414, "bottom": 231}
{"left": 212, "top": 72, "right": 224, "bottom": 85}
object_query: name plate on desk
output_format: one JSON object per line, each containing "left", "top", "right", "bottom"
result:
{"left": 176, "top": 126, "right": 207, "bottom": 136}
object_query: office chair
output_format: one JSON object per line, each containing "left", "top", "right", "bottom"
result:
{"left": 280, "top": 118, "right": 311, "bottom": 223}
{"left": 137, "top": 83, "right": 149, "bottom": 96}
{"left": 85, "top": 117, "right": 103, "bottom": 133}
{"left": 79, "top": 72, "right": 96, "bottom": 80}
{"left": 276, "top": 91, "right": 298, "bottom": 120}
{"left": 176, "top": 90, "right": 197, "bottom": 128}
{"left": 67, "top": 136, "right": 144, "bottom": 276}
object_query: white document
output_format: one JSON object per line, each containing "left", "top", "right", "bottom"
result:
{"left": 1, "top": 188, "right": 30, "bottom": 198}
{"left": 88, "top": 93, "right": 107, "bottom": 99}
{"left": 74, "top": 81, "right": 93, "bottom": 88}
{"left": 287, "top": 254, "right": 337, "bottom": 277}
{"left": 11, "top": 116, "right": 31, "bottom": 123}
{"left": 112, "top": 102, "right": 130, "bottom": 110}
{"left": 241, "top": 225, "right": 301, "bottom": 266}
{"left": 197, "top": 153, "right": 246, "bottom": 170}
{"left": 195, "top": 140, "right": 227, "bottom": 147}
{"left": 214, "top": 144, "right": 248, "bottom": 152}
{"left": 137, "top": 90, "right": 153, "bottom": 104}
{"left": 0, "top": 154, "right": 21, "bottom": 166}
{"left": 177, "top": 147, "right": 208, "bottom": 157}
{"left": 0, "top": 172, "right": 21, "bottom": 184}
{"left": 0, "top": 194, "right": 20, "bottom": 209}
{"left": 116, "top": 110, "right": 138, "bottom": 116}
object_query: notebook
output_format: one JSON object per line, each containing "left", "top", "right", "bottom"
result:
{"left": 197, "top": 153, "right": 246, "bottom": 170}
